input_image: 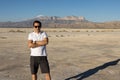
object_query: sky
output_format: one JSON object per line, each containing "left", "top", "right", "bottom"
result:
{"left": 0, "top": 0, "right": 120, "bottom": 22}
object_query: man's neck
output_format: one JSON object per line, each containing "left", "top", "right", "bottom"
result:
{"left": 34, "top": 31, "right": 41, "bottom": 34}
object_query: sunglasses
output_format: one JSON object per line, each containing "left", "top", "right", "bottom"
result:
{"left": 34, "top": 26, "right": 41, "bottom": 28}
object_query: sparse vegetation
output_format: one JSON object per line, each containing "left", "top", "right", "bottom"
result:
{"left": 9, "top": 30, "right": 16, "bottom": 32}
{"left": 0, "top": 36, "right": 7, "bottom": 39}
{"left": 9, "top": 29, "right": 26, "bottom": 33}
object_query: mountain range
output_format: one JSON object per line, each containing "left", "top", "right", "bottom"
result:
{"left": 0, "top": 16, "right": 120, "bottom": 29}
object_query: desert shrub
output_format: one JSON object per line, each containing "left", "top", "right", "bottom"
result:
{"left": 91, "top": 30, "right": 94, "bottom": 32}
{"left": 60, "top": 35, "right": 64, "bottom": 37}
{"left": 9, "top": 30, "right": 16, "bottom": 32}
{"left": 96, "top": 30, "right": 99, "bottom": 32}
{"left": 86, "top": 30, "right": 89, "bottom": 32}
{"left": 56, "top": 35, "right": 59, "bottom": 37}
{"left": 76, "top": 30, "right": 80, "bottom": 32}
{"left": 62, "top": 30, "right": 68, "bottom": 32}
{"left": 0, "top": 36, "right": 7, "bottom": 39}
{"left": 9, "top": 29, "right": 26, "bottom": 33}
{"left": 101, "top": 30, "right": 105, "bottom": 32}
{"left": 16, "top": 30, "right": 26, "bottom": 33}
{"left": 48, "top": 35, "right": 51, "bottom": 37}
{"left": 53, "top": 30, "right": 57, "bottom": 32}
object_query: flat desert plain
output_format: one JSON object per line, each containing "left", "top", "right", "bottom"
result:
{"left": 0, "top": 28, "right": 120, "bottom": 80}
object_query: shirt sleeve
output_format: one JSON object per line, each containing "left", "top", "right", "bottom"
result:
{"left": 43, "top": 32, "right": 48, "bottom": 39}
{"left": 28, "top": 33, "right": 33, "bottom": 40}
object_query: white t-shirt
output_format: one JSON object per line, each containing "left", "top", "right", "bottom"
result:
{"left": 28, "top": 31, "right": 48, "bottom": 56}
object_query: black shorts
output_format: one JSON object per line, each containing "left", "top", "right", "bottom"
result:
{"left": 30, "top": 56, "right": 50, "bottom": 74}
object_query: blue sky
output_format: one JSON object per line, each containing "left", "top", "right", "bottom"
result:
{"left": 0, "top": 0, "right": 120, "bottom": 22}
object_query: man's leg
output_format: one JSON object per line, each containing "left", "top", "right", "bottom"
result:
{"left": 40, "top": 56, "right": 51, "bottom": 80}
{"left": 32, "top": 74, "right": 37, "bottom": 80}
{"left": 45, "top": 73, "right": 51, "bottom": 80}
{"left": 30, "top": 56, "right": 39, "bottom": 80}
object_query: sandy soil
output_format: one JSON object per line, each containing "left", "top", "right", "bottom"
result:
{"left": 0, "top": 28, "right": 120, "bottom": 80}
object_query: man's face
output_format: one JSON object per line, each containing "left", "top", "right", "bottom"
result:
{"left": 33, "top": 23, "right": 41, "bottom": 32}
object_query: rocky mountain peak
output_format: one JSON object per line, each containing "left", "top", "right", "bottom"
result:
{"left": 35, "top": 15, "right": 86, "bottom": 21}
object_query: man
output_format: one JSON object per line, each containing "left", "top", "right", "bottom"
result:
{"left": 28, "top": 20, "right": 51, "bottom": 80}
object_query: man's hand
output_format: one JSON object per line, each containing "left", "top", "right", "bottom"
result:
{"left": 28, "top": 40, "right": 37, "bottom": 48}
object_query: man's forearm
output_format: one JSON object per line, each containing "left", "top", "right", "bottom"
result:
{"left": 36, "top": 40, "right": 48, "bottom": 46}
{"left": 28, "top": 38, "right": 48, "bottom": 48}
{"left": 29, "top": 41, "right": 47, "bottom": 48}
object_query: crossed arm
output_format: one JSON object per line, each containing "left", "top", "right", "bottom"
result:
{"left": 28, "top": 38, "right": 48, "bottom": 48}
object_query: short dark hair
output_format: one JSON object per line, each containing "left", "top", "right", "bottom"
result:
{"left": 33, "top": 20, "right": 42, "bottom": 27}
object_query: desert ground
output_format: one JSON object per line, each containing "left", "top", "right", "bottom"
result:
{"left": 0, "top": 28, "right": 120, "bottom": 80}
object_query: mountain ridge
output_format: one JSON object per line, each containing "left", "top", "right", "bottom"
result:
{"left": 0, "top": 16, "right": 120, "bottom": 29}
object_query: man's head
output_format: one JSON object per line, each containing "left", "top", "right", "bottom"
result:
{"left": 33, "top": 20, "right": 42, "bottom": 33}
